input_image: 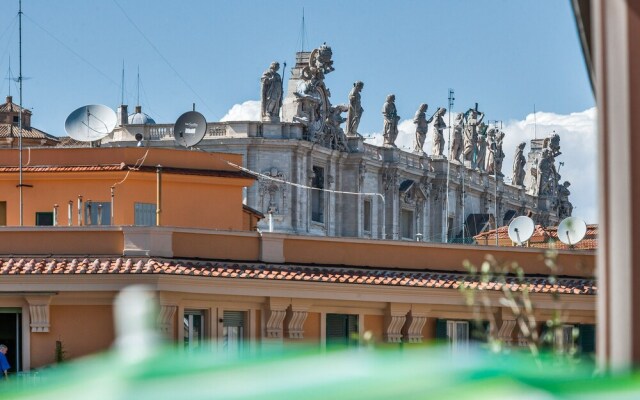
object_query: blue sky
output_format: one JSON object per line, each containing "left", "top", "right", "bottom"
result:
{"left": 0, "top": 0, "right": 597, "bottom": 222}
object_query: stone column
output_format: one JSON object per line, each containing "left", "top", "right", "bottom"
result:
{"left": 592, "top": 0, "right": 640, "bottom": 369}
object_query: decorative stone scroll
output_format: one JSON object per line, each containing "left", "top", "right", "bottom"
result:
{"left": 157, "top": 305, "right": 177, "bottom": 336}
{"left": 265, "top": 297, "right": 289, "bottom": 339}
{"left": 25, "top": 295, "right": 52, "bottom": 333}
{"left": 404, "top": 311, "right": 428, "bottom": 343}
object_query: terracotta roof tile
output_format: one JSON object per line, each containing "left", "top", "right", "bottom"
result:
{"left": 0, "top": 124, "right": 58, "bottom": 141}
{"left": 0, "top": 258, "right": 596, "bottom": 296}
{"left": 474, "top": 224, "right": 598, "bottom": 250}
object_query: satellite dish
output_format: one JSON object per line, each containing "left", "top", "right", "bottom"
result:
{"left": 65, "top": 105, "right": 117, "bottom": 142}
{"left": 557, "top": 217, "right": 587, "bottom": 246}
{"left": 173, "top": 111, "right": 207, "bottom": 147}
{"left": 508, "top": 216, "right": 535, "bottom": 245}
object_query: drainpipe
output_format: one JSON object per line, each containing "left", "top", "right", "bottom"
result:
{"left": 156, "top": 165, "right": 162, "bottom": 226}
{"left": 53, "top": 204, "right": 58, "bottom": 226}
{"left": 110, "top": 186, "right": 115, "bottom": 225}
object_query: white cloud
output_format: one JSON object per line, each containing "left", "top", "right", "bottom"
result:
{"left": 502, "top": 107, "right": 597, "bottom": 223}
{"left": 220, "top": 100, "right": 261, "bottom": 121}
{"left": 365, "top": 108, "right": 598, "bottom": 223}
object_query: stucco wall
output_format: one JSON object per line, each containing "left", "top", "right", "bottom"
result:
{"left": 30, "top": 305, "right": 114, "bottom": 368}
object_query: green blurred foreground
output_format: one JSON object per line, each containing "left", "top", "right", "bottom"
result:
{"left": 1, "top": 344, "right": 639, "bottom": 400}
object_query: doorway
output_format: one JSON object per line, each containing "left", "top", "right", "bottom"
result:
{"left": 0, "top": 310, "right": 22, "bottom": 373}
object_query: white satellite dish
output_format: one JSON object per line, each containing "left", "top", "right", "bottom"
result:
{"left": 508, "top": 216, "right": 535, "bottom": 245}
{"left": 173, "top": 111, "right": 207, "bottom": 147}
{"left": 65, "top": 104, "right": 117, "bottom": 142}
{"left": 557, "top": 217, "right": 587, "bottom": 246}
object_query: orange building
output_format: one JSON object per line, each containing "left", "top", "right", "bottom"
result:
{"left": 0, "top": 147, "right": 595, "bottom": 373}
{"left": 0, "top": 147, "right": 260, "bottom": 230}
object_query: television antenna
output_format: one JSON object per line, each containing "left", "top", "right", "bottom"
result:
{"left": 173, "top": 110, "right": 207, "bottom": 148}
{"left": 508, "top": 216, "right": 535, "bottom": 246}
{"left": 557, "top": 217, "right": 587, "bottom": 247}
{"left": 65, "top": 105, "right": 117, "bottom": 142}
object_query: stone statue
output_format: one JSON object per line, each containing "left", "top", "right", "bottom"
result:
{"left": 324, "top": 105, "right": 349, "bottom": 151}
{"left": 486, "top": 129, "right": 505, "bottom": 175}
{"left": 463, "top": 107, "right": 485, "bottom": 163}
{"left": 535, "top": 148, "right": 557, "bottom": 196}
{"left": 431, "top": 107, "right": 447, "bottom": 156}
{"left": 412, "top": 104, "right": 432, "bottom": 153}
{"left": 449, "top": 113, "right": 463, "bottom": 162}
{"left": 512, "top": 142, "right": 526, "bottom": 186}
{"left": 556, "top": 181, "right": 573, "bottom": 219}
{"left": 382, "top": 94, "right": 400, "bottom": 147}
{"left": 475, "top": 132, "right": 487, "bottom": 171}
{"left": 346, "top": 81, "right": 364, "bottom": 136}
{"left": 261, "top": 62, "right": 283, "bottom": 122}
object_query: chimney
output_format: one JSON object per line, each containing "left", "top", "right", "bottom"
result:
{"left": 117, "top": 104, "right": 128, "bottom": 126}
{"left": 6, "top": 95, "right": 12, "bottom": 104}
{"left": 135, "top": 105, "right": 142, "bottom": 113}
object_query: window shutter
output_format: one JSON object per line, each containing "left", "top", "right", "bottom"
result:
{"left": 435, "top": 319, "right": 448, "bottom": 339}
{"left": 223, "top": 311, "right": 245, "bottom": 327}
{"left": 578, "top": 324, "right": 596, "bottom": 354}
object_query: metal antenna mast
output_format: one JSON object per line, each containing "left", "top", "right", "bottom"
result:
{"left": 533, "top": 104, "right": 537, "bottom": 139}
{"left": 444, "top": 89, "right": 454, "bottom": 243}
{"left": 136, "top": 65, "right": 140, "bottom": 106}
{"left": 120, "top": 60, "right": 125, "bottom": 105}
{"left": 18, "top": 0, "right": 24, "bottom": 226}
{"left": 300, "top": 8, "right": 306, "bottom": 52}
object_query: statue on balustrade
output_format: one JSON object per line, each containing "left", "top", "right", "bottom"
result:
{"left": 261, "top": 62, "right": 283, "bottom": 122}
{"left": 412, "top": 103, "right": 432, "bottom": 153}
{"left": 431, "top": 107, "right": 447, "bottom": 157}
{"left": 346, "top": 81, "right": 364, "bottom": 137}
{"left": 450, "top": 113, "right": 464, "bottom": 162}
{"left": 512, "top": 142, "right": 526, "bottom": 186}
{"left": 463, "top": 107, "right": 485, "bottom": 163}
{"left": 382, "top": 94, "right": 400, "bottom": 147}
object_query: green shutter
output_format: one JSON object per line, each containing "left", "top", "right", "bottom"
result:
{"left": 327, "top": 314, "right": 359, "bottom": 346}
{"left": 435, "top": 319, "right": 448, "bottom": 340}
{"left": 223, "top": 311, "right": 244, "bottom": 327}
{"left": 578, "top": 324, "right": 596, "bottom": 354}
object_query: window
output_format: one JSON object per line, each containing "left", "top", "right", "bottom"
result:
{"left": 447, "top": 320, "right": 469, "bottom": 350}
{"left": 436, "top": 319, "right": 471, "bottom": 353}
{"left": 326, "top": 313, "right": 358, "bottom": 347}
{"left": 35, "top": 212, "right": 54, "bottom": 226}
{"left": 84, "top": 202, "right": 111, "bottom": 225}
{"left": 311, "top": 166, "right": 324, "bottom": 223}
{"left": 363, "top": 199, "right": 372, "bottom": 233}
{"left": 400, "top": 209, "right": 414, "bottom": 239}
{"left": 183, "top": 310, "right": 204, "bottom": 351}
{"left": 554, "top": 324, "right": 577, "bottom": 353}
{"left": 12, "top": 116, "right": 19, "bottom": 124}
{"left": 223, "top": 311, "right": 245, "bottom": 353}
{"left": 134, "top": 203, "right": 156, "bottom": 226}
{"left": 0, "top": 201, "right": 6, "bottom": 226}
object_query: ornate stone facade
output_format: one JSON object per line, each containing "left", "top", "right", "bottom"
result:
{"left": 104, "top": 46, "right": 568, "bottom": 241}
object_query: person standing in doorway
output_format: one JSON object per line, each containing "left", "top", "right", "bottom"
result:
{"left": 0, "top": 344, "right": 10, "bottom": 380}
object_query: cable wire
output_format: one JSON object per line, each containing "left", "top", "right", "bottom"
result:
{"left": 111, "top": 0, "right": 215, "bottom": 116}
